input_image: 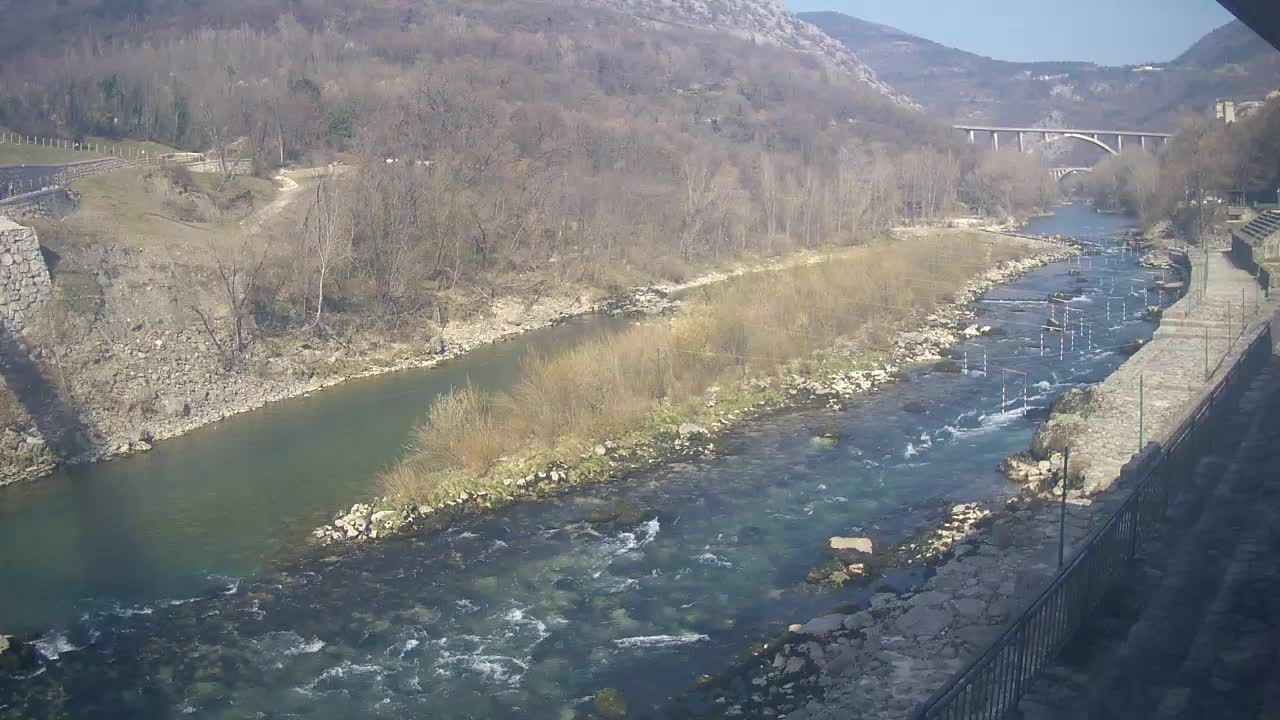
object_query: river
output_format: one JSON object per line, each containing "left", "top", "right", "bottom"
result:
{"left": 0, "top": 207, "right": 1164, "bottom": 719}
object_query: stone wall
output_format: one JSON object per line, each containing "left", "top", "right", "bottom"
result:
{"left": 0, "top": 188, "right": 79, "bottom": 222}
{"left": 0, "top": 216, "right": 52, "bottom": 334}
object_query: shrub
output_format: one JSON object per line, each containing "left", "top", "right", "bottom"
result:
{"left": 409, "top": 385, "right": 505, "bottom": 475}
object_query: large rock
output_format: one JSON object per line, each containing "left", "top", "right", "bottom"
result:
{"left": 829, "top": 537, "right": 873, "bottom": 555}
{"left": 796, "top": 614, "right": 847, "bottom": 638}
{"left": 0, "top": 636, "right": 38, "bottom": 674}
{"left": 161, "top": 396, "right": 191, "bottom": 418}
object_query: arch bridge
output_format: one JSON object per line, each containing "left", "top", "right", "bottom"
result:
{"left": 1051, "top": 167, "right": 1092, "bottom": 181}
{"left": 954, "top": 125, "right": 1173, "bottom": 156}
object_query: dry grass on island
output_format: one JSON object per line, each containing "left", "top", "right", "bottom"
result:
{"left": 381, "top": 230, "right": 1029, "bottom": 505}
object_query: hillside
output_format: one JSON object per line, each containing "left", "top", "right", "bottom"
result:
{"left": 1, "top": 0, "right": 1067, "bottom": 484}
{"left": 803, "top": 13, "right": 1280, "bottom": 131}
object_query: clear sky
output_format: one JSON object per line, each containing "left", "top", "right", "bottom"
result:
{"left": 785, "top": 0, "right": 1237, "bottom": 66}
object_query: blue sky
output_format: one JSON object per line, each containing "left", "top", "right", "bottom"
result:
{"left": 786, "top": 0, "right": 1236, "bottom": 66}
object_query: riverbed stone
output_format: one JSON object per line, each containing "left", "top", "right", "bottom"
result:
{"left": 896, "top": 604, "right": 952, "bottom": 637}
{"left": 593, "top": 688, "right": 628, "bottom": 719}
{"left": 828, "top": 537, "right": 873, "bottom": 555}
{"left": 797, "top": 614, "right": 847, "bottom": 638}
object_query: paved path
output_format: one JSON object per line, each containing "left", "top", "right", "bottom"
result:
{"left": 1016, "top": 353, "right": 1280, "bottom": 720}
{"left": 1068, "top": 250, "right": 1270, "bottom": 494}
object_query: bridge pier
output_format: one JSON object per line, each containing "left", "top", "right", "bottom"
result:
{"left": 968, "top": 129, "right": 974, "bottom": 144}
{"left": 993, "top": 132, "right": 999, "bottom": 151}
{"left": 1018, "top": 131, "right": 1025, "bottom": 153}
{"left": 1118, "top": 135, "right": 1123, "bottom": 152}
{"left": 1141, "top": 136, "right": 1146, "bottom": 150}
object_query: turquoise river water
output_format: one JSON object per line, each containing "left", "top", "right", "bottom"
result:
{"left": 0, "top": 207, "right": 1165, "bottom": 719}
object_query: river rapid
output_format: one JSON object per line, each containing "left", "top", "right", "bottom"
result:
{"left": 0, "top": 208, "right": 1167, "bottom": 719}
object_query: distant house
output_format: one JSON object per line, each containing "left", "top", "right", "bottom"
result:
{"left": 1230, "top": 209, "right": 1280, "bottom": 286}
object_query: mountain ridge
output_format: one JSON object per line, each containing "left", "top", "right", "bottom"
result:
{"left": 803, "top": 12, "right": 1280, "bottom": 131}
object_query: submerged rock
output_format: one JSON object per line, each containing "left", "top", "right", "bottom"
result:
{"left": 593, "top": 688, "right": 628, "bottom": 720}
{"left": 810, "top": 433, "right": 840, "bottom": 449}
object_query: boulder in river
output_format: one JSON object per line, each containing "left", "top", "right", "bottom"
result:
{"left": 0, "top": 636, "right": 38, "bottom": 674}
{"left": 593, "top": 688, "right": 628, "bottom": 720}
{"left": 810, "top": 432, "right": 840, "bottom": 449}
{"left": 829, "top": 536, "right": 873, "bottom": 557}
{"left": 933, "top": 359, "right": 962, "bottom": 374}
{"left": 902, "top": 400, "right": 927, "bottom": 415}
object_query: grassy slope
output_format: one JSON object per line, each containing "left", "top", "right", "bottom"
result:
{"left": 0, "top": 144, "right": 99, "bottom": 165}
{"left": 68, "top": 169, "right": 278, "bottom": 256}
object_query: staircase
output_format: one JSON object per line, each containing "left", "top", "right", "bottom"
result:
{"left": 1014, "top": 355, "right": 1280, "bottom": 720}
{"left": 1235, "top": 210, "right": 1280, "bottom": 246}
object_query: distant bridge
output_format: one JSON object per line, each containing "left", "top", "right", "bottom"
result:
{"left": 1051, "top": 167, "right": 1092, "bottom": 181}
{"left": 954, "top": 125, "right": 1174, "bottom": 156}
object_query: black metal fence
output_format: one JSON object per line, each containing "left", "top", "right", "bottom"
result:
{"left": 911, "top": 320, "right": 1275, "bottom": 720}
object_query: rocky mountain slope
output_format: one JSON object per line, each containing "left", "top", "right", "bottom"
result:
{"left": 563, "top": 0, "right": 916, "bottom": 107}
{"left": 803, "top": 13, "right": 1280, "bottom": 130}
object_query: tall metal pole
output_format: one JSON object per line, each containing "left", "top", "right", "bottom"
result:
{"left": 1059, "top": 446, "right": 1070, "bottom": 568}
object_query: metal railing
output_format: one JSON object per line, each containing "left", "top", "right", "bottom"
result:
{"left": 911, "top": 319, "right": 1274, "bottom": 720}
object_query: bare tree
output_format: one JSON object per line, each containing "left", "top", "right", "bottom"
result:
{"left": 192, "top": 233, "right": 275, "bottom": 368}
{"left": 303, "top": 174, "right": 354, "bottom": 328}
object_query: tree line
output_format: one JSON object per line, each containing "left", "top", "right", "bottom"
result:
{"left": 1084, "top": 98, "right": 1280, "bottom": 238}
{"left": 0, "top": 0, "right": 1058, "bottom": 340}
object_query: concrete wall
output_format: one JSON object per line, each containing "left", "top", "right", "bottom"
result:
{"left": 0, "top": 216, "right": 52, "bottom": 334}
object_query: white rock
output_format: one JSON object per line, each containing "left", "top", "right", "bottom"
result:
{"left": 829, "top": 537, "right": 874, "bottom": 555}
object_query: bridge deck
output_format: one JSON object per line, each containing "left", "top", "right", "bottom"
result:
{"left": 953, "top": 125, "right": 1173, "bottom": 137}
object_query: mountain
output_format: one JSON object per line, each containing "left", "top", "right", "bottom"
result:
{"left": 0, "top": 0, "right": 913, "bottom": 109}
{"left": 802, "top": 13, "right": 1280, "bottom": 131}
{"left": 565, "top": 0, "right": 917, "bottom": 107}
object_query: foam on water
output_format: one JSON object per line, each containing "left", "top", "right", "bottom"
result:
{"left": 600, "top": 518, "right": 661, "bottom": 557}
{"left": 31, "top": 632, "right": 80, "bottom": 660}
{"left": 612, "top": 634, "right": 710, "bottom": 649}
{"left": 694, "top": 551, "right": 733, "bottom": 569}
{"left": 298, "top": 661, "right": 390, "bottom": 695}
{"left": 434, "top": 651, "right": 529, "bottom": 687}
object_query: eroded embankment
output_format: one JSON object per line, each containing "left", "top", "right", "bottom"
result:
{"left": 744, "top": 248, "right": 1276, "bottom": 720}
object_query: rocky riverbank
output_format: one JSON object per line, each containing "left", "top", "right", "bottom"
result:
{"left": 730, "top": 246, "right": 1277, "bottom": 720}
{"left": 314, "top": 239, "right": 1078, "bottom": 546}
{"left": 0, "top": 247, "right": 860, "bottom": 488}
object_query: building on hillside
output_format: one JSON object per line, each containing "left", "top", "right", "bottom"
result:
{"left": 1215, "top": 99, "right": 1237, "bottom": 123}
{"left": 1230, "top": 209, "right": 1280, "bottom": 287}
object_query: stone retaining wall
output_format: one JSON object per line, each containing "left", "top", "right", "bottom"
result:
{"left": 0, "top": 188, "right": 79, "bottom": 221}
{"left": 0, "top": 216, "right": 52, "bottom": 334}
